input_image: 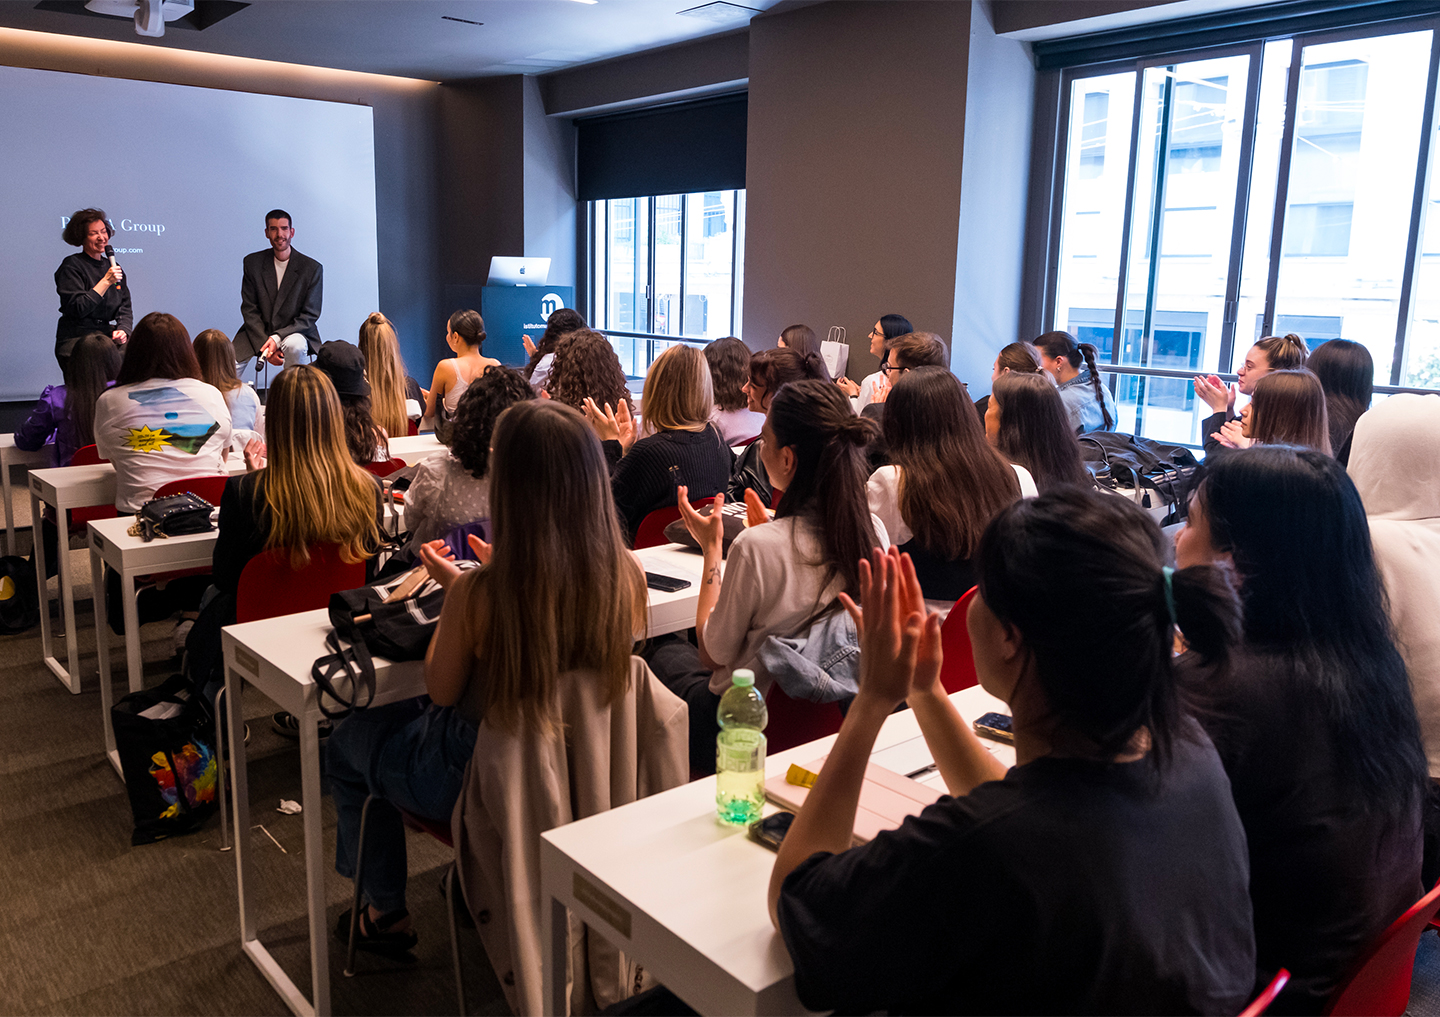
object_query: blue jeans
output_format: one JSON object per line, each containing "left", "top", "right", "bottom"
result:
{"left": 326, "top": 698, "right": 477, "bottom": 913}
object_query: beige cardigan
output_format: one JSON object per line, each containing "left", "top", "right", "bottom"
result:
{"left": 451, "top": 656, "right": 689, "bottom": 1015}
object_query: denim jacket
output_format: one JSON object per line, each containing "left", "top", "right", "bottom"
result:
{"left": 754, "top": 606, "right": 860, "bottom": 704}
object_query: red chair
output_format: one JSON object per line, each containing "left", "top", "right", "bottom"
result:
{"left": 634, "top": 501, "right": 700, "bottom": 550}
{"left": 154, "top": 475, "right": 228, "bottom": 506}
{"left": 938, "top": 587, "right": 979, "bottom": 693}
{"left": 1240, "top": 969, "right": 1290, "bottom": 1017}
{"left": 59, "top": 445, "right": 116, "bottom": 534}
{"left": 363, "top": 456, "right": 407, "bottom": 480}
{"left": 406, "top": 419, "right": 419, "bottom": 436}
{"left": 734, "top": 434, "right": 760, "bottom": 447}
{"left": 69, "top": 444, "right": 107, "bottom": 466}
{"left": 764, "top": 683, "right": 844, "bottom": 755}
{"left": 1325, "top": 879, "right": 1440, "bottom": 1015}
{"left": 235, "top": 544, "right": 367, "bottom": 623}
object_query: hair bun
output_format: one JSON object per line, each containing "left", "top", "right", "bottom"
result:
{"left": 838, "top": 414, "right": 875, "bottom": 446}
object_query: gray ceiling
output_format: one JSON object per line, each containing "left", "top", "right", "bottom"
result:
{"left": 0, "top": 0, "right": 784, "bottom": 81}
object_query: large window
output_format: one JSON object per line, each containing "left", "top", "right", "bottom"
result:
{"left": 589, "top": 189, "right": 746, "bottom": 377}
{"left": 1046, "top": 19, "right": 1440, "bottom": 445}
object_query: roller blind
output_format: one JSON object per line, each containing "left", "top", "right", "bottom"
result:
{"left": 577, "top": 93, "right": 747, "bottom": 201}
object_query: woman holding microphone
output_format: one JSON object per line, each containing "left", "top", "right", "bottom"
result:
{"left": 55, "top": 208, "right": 130, "bottom": 373}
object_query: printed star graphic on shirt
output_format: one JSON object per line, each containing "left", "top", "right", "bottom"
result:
{"left": 124, "top": 426, "right": 173, "bottom": 453}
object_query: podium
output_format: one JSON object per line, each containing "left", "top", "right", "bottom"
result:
{"left": 480, "top": 285, "right": 575, "bottom": 368}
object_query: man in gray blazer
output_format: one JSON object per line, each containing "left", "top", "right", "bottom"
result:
{"left": 236, "top": 208, "right": 322, "bottom": 373}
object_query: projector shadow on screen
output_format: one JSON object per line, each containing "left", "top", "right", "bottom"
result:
{"left": 1, "top": 64, "right": 379, "bottom": 400}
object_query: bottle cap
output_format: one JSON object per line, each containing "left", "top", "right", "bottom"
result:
{"left": 731, "top": 668, "right": 755, "bottom": 688}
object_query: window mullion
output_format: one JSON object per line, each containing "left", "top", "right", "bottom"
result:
{"left": 679, "top": 195, "right": 689, "bottom": 337}
{"left": 1140, "top": 68, "right": 1176, "bottom": 369}
{"left": 1217, "top": 42, "right": 1266, "bottom": 375}
{"left": 1043, "top": 70, "right": 1076, "bottom": 332}
{"left": 1260, "top": 38, "right": 1304, "bottom": 338}
{"left": 1110, "top": 59, "right": 1149, "bottom": 366}
{"left": 1391, "top": 24, "right": 1440, "bottom": 386}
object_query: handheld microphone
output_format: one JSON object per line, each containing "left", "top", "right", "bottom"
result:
{"left": 104, "top": 244, "right": 121, "bottom": 291}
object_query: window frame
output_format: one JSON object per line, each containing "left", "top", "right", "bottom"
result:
{"left": 1038, "top": 12, "right": 1440, "bottom": 419}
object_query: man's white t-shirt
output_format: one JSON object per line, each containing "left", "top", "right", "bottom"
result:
{"left": 274, "top": 256, "right": 288, "bottom": 291}
{"left": 93, "top": 377, "right": 232, "bottom": 512}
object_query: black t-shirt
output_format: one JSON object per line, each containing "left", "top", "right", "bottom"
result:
{"left": 1185, "top": 649, "right": 1424, "bottom": 1013}
{"left": 776, "top": 730, "right": 1256, "bottom": 1015}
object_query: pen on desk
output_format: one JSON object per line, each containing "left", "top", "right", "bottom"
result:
{"left": 906, "top": 762, "right": 938, "bottom": 780}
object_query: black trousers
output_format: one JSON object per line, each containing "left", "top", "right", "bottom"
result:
{"left": 643, "top": 634, "right": 722, "bottom": 776}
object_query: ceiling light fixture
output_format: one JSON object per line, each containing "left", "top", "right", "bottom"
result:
{"left": 677, "top": 1, "right": 760, "bottom": 22}
{"left": 83, "top": 0, "right": 194, "bottom": 37}
{"left": 440, "top": 15, "right": 483, "bottom": 24}
{"left": 568, "top": 1, "right": 599, "bottom": 5}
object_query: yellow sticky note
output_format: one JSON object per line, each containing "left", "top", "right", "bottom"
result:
{"left": 786, "top": 763, "right": 818, "bottom": 788}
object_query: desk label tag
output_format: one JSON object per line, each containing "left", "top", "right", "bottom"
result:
{"left": 573, "top": 873, "right": 632, "bottom": 939}
{"left": 233, "top": 647, "right": 259, "bottom": 678}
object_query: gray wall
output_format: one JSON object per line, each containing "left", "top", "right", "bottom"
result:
{"left": 952, "top": 0, "right": 1038, "bottom": 396}
{"left": 743, "top": 0, "right": 973, "bottom": 379}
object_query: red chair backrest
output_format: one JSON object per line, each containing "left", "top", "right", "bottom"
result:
{"left": 1240, "top": 969, "right": 1290, "bottom": 1017}
{"left": 938, "top": 586, "right": 979, "bottom": 693}
{"left": 154, "top": 476, "right": 228, "bottom": 506}
{"left": 400, "top": 808, "right": 454, "bottom": 848}
{"left": 69, "top": 445, "right": 108, "bottom": 466}
{"left": 1325, "top": 879, "right": 1440, "bottom": 1016}
{"left": 363, "top": 457, "right": 407, "bottom": 479}
{"left": 407, "top": 419, "right": 419, "bottom": 436}
{"left": 634, "top": 501, "right": 699, "bottom": 550}
{"left": 735, "top": 434, "right": 760, "bottom": 447}
{"left": 235, "top": 544, "right": 366, "bottom": 623}
{"left": 764, "top": 683, "right": 844, "bottom": 755}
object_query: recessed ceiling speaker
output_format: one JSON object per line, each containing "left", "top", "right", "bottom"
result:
{"left": 83, "top": 0, "right": 195, "bottom": 37}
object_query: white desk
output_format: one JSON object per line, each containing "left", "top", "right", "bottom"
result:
{"left": 538, "top": 684, "right": 1015, "bottom": 1016}
{"left": 220, "top": 543, "right": 707, "bottom": 1017}
{"left": 384, "top": 434, "right": 446, "bottom": 463}
{"left": 89, "top": 516, "right": 220, "bottom": 778}
{"left": 1, "top": 434, "right": 54, "bottom": 556}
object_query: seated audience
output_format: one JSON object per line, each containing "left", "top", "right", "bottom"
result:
{"left": 185, "top": 365, "right": 382, "bottom": 715}
{"left": 359, "top": 312, "right": 425, "bottom": 435}
{"left": 973, "top": 339, "right": 1043, "bottom": 421}
{"left": 544, "top": 328, "right": 633, "bottom": 416}
{"left": 662, "top": 380, "right": 889, "bottom": 772}
{"left": 522, "top": 307, "right": 587, "bottom": 392}
{"left": 194, "top": 328, "right": 264, "bottom": 452}
{"left": 704, "top": 336, "right": 765, "bottom": 443}
{"left": 868, "top": 367, "right": 1031, "bottom": 603}
{"left": 1307, "top": 339, "right": 1373, "bottom": 464}
{"left": 1195, "top": 333, "right": 1309, "bottom": 454}
{"left": 1034, "top": 330, "right": 1117, "bottom": 433}
{"left": 771, "top": 493, "right": 1256, "bottom": 1015}
{"left": 1175, "top": 446, "right": 1427, "bottom": 1011}
{"left": 316, "top": 340, "right": 389, "bottom": 465}
{"left": 1349, "top": 394, "right": 1440, "bottom": 784}
{"left": 585, "top": 343, "right": 731, "bottom": 544}
{"left": 777, "top": 323, "right": 824, "bottom": 367}
{"left": 405, "top": 367, "right": 533, "bottom": 551}
{"left": 423, "top": 309, "right": 496, "bottom": 427}
{"left": 985, "top": 371, "right": 1089, "bottom": 492}
{"left": 328, "top": 399, "right": 674, "bottom": 966}
{"left": 93, "top": 312, "right": 231, "bottom": 512}
{"left": 17, "top": 331, "right": 120, "bottom": 466}
{"left": 866, "top": 331, "right": 949, "bottom": 412}
{"left": 728, "top": 346, "right": 830, "bottom": 506}
{"left": 1211, "top": 369, "right": 1331, "bottom": 454}
{"left": 836, "top": 313, "right": 913, "bottom": 407}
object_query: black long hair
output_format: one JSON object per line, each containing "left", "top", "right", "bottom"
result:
{"left": 64, "top": 333, "right": 122, "bottom": 450}
{"left": 765, "top": 379, "right": 879, "bottom": 598}
{"left": 977, "top": 487, "right": 1241, "bottom": 768}
{"left": 1198, "top": 446, "right": 1427, "bottom": 814}
{"left": 1307, "top": 340, "right": 1373, "bottom": 457}
{"left": 1035, "top": 330, "right": 1113, "bottom": 430}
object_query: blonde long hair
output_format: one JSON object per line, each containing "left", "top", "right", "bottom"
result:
{"left": 357, "top": 312, "right": 409, "bottom": 439}
{"left": 465, "top": 399, "right": 646, "bottom": 736}
{"left": 193, "top": 329, "right": 242, "bottom": 394}
{"left": 259, "top": 365, "right": 381, "bottom": 568}
{"left": 642, "top": 344, "right": 713, "bottom": 434}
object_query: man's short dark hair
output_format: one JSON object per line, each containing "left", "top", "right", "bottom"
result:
{"left": 265, "top": 209, "right": 292, "bottom": 228}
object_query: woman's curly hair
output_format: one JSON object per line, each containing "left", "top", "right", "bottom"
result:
{"left": 446, "top": 366, "right": 535, "bottom": 479}
{"left": 545, "top": 329, "right": 634, "bottom": 415}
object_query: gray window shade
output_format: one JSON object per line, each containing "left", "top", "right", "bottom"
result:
{"left": 578, "top": 94, "right": 747, "bottom": 202}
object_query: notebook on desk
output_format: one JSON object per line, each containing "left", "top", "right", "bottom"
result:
{"left": 764, "top": 758, "right": 943, "bottom": 845}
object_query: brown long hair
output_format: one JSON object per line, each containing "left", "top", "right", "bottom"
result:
{"left": 991, "top": 371, "right": 1089, "bottom": 492}
{"left": 1249, "top": 369, "right": 1331, "bottom": 454}
{"left": 1034, "top": 330, "right": 1113, "bottom": 430}
{"left": 193, "top": 329, "right": 242, "bottom": 394}
{"left": 117, "top": 313, "right": 203, "bottom": 387}
{"left": 747, "top": 347, "right": 828, "bottom": 409}
{"left": 886, "top": 367, "right": 1020, "bottom": 560}
{"left": 766, "top": 380, "right": 879, "bottom": 598}
{"left": 995, "top": 341, "right": 1043, "bottom": 375}
{"left": 703, "top": 336, "right": 749, "bottom": 412}
{"left": 545, "top": 329, "right": 633, "bottom": 414}
{"left": 63, "top": 333, "right": 122, "bottom": 450}
{"left": 258, "top": 366, "right": 380, "bottom": 569}
{"left": 463, "top": 400, "right": 647, "bottom": 736}
{"left": 357, "top": 312, "right": 409, "bottom": 440}
{"left": 524, "top": 307, "right": 587, "bottom": 379}
{"left": 642, "top": 344, "right": 712, "bottom": 433}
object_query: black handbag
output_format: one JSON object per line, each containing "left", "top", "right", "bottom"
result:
{"left": 129, "top": 492, "right": 216, "bottom": 542}
{"left": 112, "top": 674, "right": 218, "bottom": 845}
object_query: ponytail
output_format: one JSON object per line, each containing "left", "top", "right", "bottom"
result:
{"left": 766, "top": 380, "right": 879, "bottom": 597}
{"left": 1035, "top": 330, "right": 1112, "bottom": 429}
{"left": 1077, "top": 342, "right": 1114, "bottom": 430}
{"left": 1169, "top": 564, "right": 1242, "bottom": 669}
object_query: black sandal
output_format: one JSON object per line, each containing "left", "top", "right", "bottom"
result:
{"left": 335, "top": 906, "right": 418, "bottom": 956}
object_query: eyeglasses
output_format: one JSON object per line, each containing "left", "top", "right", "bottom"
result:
{"left": 869, "top": 328, "right": 884, "bottom": 340}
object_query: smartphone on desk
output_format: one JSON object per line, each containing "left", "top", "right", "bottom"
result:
{"left": 748, "top": 811, "right": 795, "bottom": 852}
{"left": 645, "top": 572, "right": 691, "bottom": 593}
{"left": 973, "top": 711, "right": 1014, "bottom": 745}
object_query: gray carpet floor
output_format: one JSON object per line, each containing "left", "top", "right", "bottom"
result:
{"left": 0, "top": 527, "right": 509, "bottom": 1016}
{"left": 2, "top": 518, "right": 1440, "bottom": 1016}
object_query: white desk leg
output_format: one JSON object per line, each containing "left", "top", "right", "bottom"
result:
{"left": 229, "top": 664, "right": 257, "bottom": 943}
{"left": 57, "top": 504, "right": 80, "bottom": 690}
{"left": 92, "top": 549, "right": 122, "bottom": 780}
{"left": 121, "top": 568, "right": 144, "bottom": 694}
{"left": 300, "top": 702, "right": 332, "bottom": 1017}
{"left": 34, "top": 490, "right": 79, "bottom": 693}
{"left": 545, "top": 896, "right": 568, "bottom": 1017}
{"left": 3, "top": 450, "right": 15, "bottom": 558}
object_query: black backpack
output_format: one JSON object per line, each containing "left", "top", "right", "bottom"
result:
{"left": 0, "top": 555, "right": 40, "bottom": 633}
{"left": 1078, "top": 432, "right": 1200, "bottom": 524}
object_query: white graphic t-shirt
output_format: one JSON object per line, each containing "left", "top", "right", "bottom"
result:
{"left": 93, "top": 377, "right": 232, "bottom": 511}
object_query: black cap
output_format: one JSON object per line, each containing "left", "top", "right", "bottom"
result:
{"left": 314, "top": 341, "right": 370, "bottom": 398}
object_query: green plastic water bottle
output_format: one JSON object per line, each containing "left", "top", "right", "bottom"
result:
{"left": 716, "top": 668, "right": 768, "bottom": 825}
